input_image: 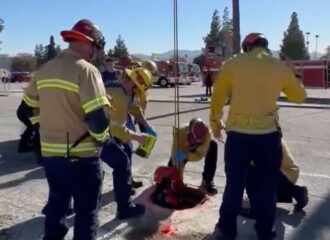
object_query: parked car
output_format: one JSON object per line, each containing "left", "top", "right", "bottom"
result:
{"left": 10, "top": 72, "right": 31, "bottom": 83}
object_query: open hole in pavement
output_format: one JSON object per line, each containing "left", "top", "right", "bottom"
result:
{"left": 150, "top": 177, "right": 207, "bottom": 210}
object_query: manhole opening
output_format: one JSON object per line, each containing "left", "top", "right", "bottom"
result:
{"left": 150, "top": 176, "right": 207, "bottom": 210}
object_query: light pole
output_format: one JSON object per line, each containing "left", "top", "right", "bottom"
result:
{"left": 232, "top": 0, "right": 240, "bottom": 54}
{"left": 306, "top": 32, "right": 310, "bottom": 58}
{"left": 314, "top": 34, "right": 319, "bottom": 60}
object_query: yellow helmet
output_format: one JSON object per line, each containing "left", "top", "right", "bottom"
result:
{"left": 125, "top": 68, "right": 153, "bottom": 91}
{"left": 141, "top": 60, "right": 157, "bottom": 75}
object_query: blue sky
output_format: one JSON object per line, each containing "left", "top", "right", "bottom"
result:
{"left": 0, "top": 0, "right": 329, "bottom": 56}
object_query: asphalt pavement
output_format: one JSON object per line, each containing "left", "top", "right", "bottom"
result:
{"left": 0, "top": 83, "right": 330, "bottom": 240}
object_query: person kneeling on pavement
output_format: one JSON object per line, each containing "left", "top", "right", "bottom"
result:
{"left": 101, "top": 67, "right": 152, "bottom": 220}
{"left": 168, "top": 117, "right": 219, "bottom": 195}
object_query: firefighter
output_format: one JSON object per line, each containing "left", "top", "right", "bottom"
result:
{"left": 131, "top": 60, "right": 157, "bottom": 131}
{"left": 239, "top": 55, "right": 309, "bottom": 219}
{"left": 16, "top": 99, "right": 40, "bottom": 155}
{"left": 127, "top": 60, "right": 157, "bottom": 190}
{"left": 209, "top": 33, "right": 306, "bottom": 240}
{"left": 168, "top": 117, "right": 219, "bottom": 195}
{"left": 23, "top": 19, "right": 110, "bottom": 240}
{"left": 275, "top": 139, "right": 308, "bottom": 210}
{"left": 101, "top": 67, "right": 152, "bottom": 219}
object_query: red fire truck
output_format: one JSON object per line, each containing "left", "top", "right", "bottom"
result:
{"left": 187, "top": 63, "right": 202, "bottom": 82}
{"left": 153, "top": 60, "right": 191, "bottom": 87}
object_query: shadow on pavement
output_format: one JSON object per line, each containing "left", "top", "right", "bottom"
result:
{"left": 0, "top": 167, "right": 44, "bottom": 190}
{"left": 290, "top": 191, "right": 330, "bottom": 240}
{"left": 101, "top": 190, "right": 115, "bottom": 207}
{"left": 180, "top": 93, "right": 207, "bottom": 98}
{"left": 278, "top": 96, "right": 330, "bottom": 105}
{"left": 237, "top": 207, "right": 306, "bottom": 240}
{"left": 0, "top": 139, "right": 39, "bottom": 177}
{"left": 97, "top": 186, "right": 174, "bottom": 240}
{"left": 0, "top": 190, "right": 116, "bottom": 240}
{"left": 0, "top": 216, "right": 44, "bottom": 240}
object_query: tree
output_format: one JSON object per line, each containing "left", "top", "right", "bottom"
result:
{"left": 220, "top": 7, "right": 233, "bottom": 57}
{"left": 34, "top": 44, "right": 46, "bottom": 66}
{"left": 45, "top": 35, "right": 57, "bottom": 61}
{"left": 55, "top": 44, "right": 62, "bottom": 55}
{"left": 0, "top": 19, "right": 4, "bottom": 33}
{"left": 280, "top": 12, "right": 308, "bottom": 60}
{"left": 0, "top": 19, "right": 4, "bottom": 51}
{"left": 322, "top": 45, "right": 330, "bottom": 59}
{"left": 203, "top": 10, "right": 222, "bottom": 47}
{"left": 34, "top": 35, "right": 60, "bottom": 66}
{"left": 326, "top": 46, "right": 330, "bottom": 55}
{"left": 11, "top": 53, "right": 36, "bottom": 72}
{"left": 113, "top": 35, "right": 129, "bottom": 59}
{"left": 193, "top": 54, "right": 204, "bottom": 66}
{"left": 107, "top": 49, "right": 116, "bottom": 59}
{"left": 92, "top": 50, "right": 107, "bottom": 70}
{"left": 203, "top": 8, "right": 233, "bottom": 58}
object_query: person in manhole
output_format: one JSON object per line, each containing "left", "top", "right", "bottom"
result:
{"left": 168, "top": 117, "right": 219, "bottom": 195}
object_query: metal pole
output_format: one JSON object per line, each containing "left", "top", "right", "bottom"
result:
{"left": 314, "top": 35, "right": 319, "bottom": 60}
{"left": 306, "top": 32, "right": 310, "bottom": 59}
{"left": 232, "top": 0, "right": 241, "bottom": 54}
{"left": 173, "top": 0, "right": 180, "bottom": 146}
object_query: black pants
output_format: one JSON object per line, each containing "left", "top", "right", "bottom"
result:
{"left": 43, "top": 157, "right": 102, "bottom": 240}
{"left": 247, "top": 168, "right": 295, "bottom": 203}
{"left": 101, "top": 139, "right": 133, "bottom": 211}
{"left": 17, "top": 102, "right": 34, "bottom": 144}
{"left": 168, "top": 139, "right": 218, "bottom": 184}
{"left": 16, "top": 102, "right": 41, "bottom": 160}
{"left": 216, "top": 131, "right": 282, "bottom": 240}
{"left": 206, "top": 85, "right": 212, "bottom": 96}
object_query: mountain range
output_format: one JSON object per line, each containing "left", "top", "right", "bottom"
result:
{"left": 133, "top": 50, "right": 202, "bottom": 62}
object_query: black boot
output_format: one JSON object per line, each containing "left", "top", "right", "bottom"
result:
{"left": 200, "top": 180, "right": 218, "bottom": 195}
{"left": 131, "top": 179, "right": 143, "bottom": 189}
{"left": 293, "top": 185, "right": 308, "bottom": 211}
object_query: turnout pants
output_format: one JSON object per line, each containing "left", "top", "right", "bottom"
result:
{"left": 246, "top": 138, "right": 300, "bottom": 203}
{"left": 247, "top": 167, "right": 296, "bottom": 204}
{"left": 101, "top": 138, "right": 133, "bottom": 211}
{"left": 216, "top": 131, "right": 282, "bottom": 240}
{"left": 43, "top": 157, "right": 102, "bottom": 240}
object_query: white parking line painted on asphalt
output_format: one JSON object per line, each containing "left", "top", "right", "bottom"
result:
{"left": 301, "top": 172, "right": 330, "bottom": 179}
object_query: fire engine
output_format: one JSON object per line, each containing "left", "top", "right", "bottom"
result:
{"left": 187, "top": 63, "right": 202, "bottom": 82}
{"left": 153, "top": 60, "right": 192, "bottom": 87}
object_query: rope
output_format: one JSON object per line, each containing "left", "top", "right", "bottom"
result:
{"left": 173, "top": 0, "right": 180, "bottom": 147}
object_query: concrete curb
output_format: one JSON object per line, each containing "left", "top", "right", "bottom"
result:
{"left": 148, "top": 99, "right": 330, "bottom": 110}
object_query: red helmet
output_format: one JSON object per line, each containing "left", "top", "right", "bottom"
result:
{"left": 61, "top": 19, "right": 105, "bottom": 49}
{"left": 188, "top": 118, "right": 209, "bottom": 146}
{"left": 242, "top": 32, "right": 268, "bottom": 52}
{"left": 120, "top": 55, "right": 135, "bottom": 65}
